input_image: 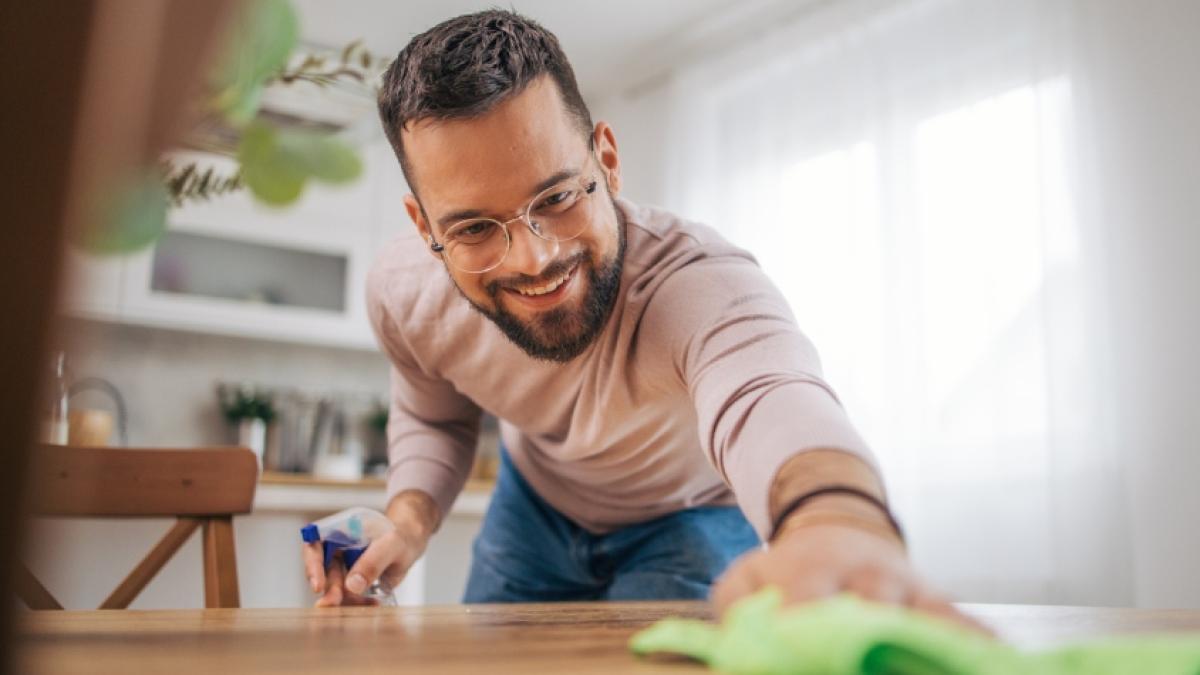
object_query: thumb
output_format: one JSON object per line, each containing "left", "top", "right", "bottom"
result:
{"left": 345, "top": 537, "right": 403, "bottom": 596}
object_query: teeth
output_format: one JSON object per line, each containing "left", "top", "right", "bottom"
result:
{"left": 516, "top": 267, "right": 573, "bottom": 296}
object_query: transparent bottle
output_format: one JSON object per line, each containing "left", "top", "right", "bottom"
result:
{"left": 44, "top": 351, "right": 69, "bottom": 445}
{"left": 301, "top": 507, "right": 397, "bottom": 606}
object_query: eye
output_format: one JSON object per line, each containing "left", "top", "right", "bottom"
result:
{"left": 447, "top": 220, "right": 498, "bottom": 244}
{"left": 534, "top": 187, "right": 581, "bottom": 215}
{"left": 542, "top": 190, "right": 571, "bottom": 207}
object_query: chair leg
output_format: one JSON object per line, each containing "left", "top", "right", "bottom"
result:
{"left": 201, "top": 516, "right": 240, "bottom": 608}
{"left": 14, "top": 562, "right": 62, "bottom": 610}
{"left": 101, "top": 517, "right": 201, "bottom": 609}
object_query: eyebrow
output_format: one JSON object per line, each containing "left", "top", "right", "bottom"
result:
{"left": 434, "top": 168, "right": 581, "bottom": 229}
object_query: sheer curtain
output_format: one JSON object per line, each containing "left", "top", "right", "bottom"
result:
{"left": 606, "top": 0, "right": 1142, "bottom": 605}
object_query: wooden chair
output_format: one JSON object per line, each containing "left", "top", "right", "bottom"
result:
{"left": 17, "top": 444, "right": 258, "bottom": 609}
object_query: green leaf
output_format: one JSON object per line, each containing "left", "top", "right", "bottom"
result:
{"left": 237, "top": 122, "right": 363, "bottom": 206}
{"left": 211, "top": 81, "right": 265, "bottom": 127}
{"left": 209, "top": 0, "right": 299, "bottom": 126}
{"left": 237, "top": 122, "right": 307, "bottom": 205}
{"left": 74, "top": 170, "right": 169, "bottom": 254}
{"left": 278, "top": 130, "right": 363, "bottom": 184}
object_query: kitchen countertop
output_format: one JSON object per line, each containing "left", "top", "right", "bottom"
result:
{"left": 17, "top": 601, "right": 1200, "bottom": 674}
{"left": 253, "top": 471, "right": 494, "bottom": 517}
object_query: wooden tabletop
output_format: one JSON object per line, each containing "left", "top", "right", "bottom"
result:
{"left": 16, "top": 601, "right": 1200, "bottom": 674}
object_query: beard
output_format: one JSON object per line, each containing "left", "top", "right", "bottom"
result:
{"left": 460, "top": 198, "right": 626, "bottom": 363}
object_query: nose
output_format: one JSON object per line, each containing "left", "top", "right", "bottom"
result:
{"left": 502, "top": 217, "right": 559, "bottom": 277}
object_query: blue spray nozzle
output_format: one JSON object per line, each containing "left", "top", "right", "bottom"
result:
{"left": 342, "top": 545, "right": 367, "bottom": 570}
{"left": 320, "top": 539, "right": 367, "bottom": 569}
{"left": 300, "top": 524, "right": 320, "bottom": 543}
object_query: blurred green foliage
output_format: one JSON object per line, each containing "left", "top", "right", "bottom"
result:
{"left": 84, "top": 0, "right": 372, "bottom": 254}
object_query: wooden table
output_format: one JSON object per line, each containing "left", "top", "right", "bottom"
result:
{"left": 16, "top": 602, "right": 1200, "bottom": 674}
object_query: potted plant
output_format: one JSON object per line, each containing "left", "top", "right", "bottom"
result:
{"left": 217, "top": 383, "right": 276, "bottom": 467}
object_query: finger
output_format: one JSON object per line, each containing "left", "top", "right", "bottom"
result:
{"left": 315, "top": 560, "right": 345, "bottom": 608}
{"left": 779, "top": 575, "right": 841, "bottom": 606}
{"left": 302, "top": 543, "right": 325, "bottom": 595}
{"left": 345, "top": 536, "right": 406, "bottom": 596}
{"left": 711, "top": 564, "right": 762, "bottom": 617}
{"left": 910, "top": 589, "right": 996, "bottom": 637}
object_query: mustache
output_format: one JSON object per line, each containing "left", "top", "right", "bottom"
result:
{"left": 487, "top": 251, "right": 588, "bottom": 296}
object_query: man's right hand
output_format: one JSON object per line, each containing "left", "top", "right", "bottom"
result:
{"left": 302, "top": 489, "right": 440, "bottom": 607}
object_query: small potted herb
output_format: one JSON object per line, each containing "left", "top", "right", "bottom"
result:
{"left": 217, "top": 383, "right": 275, "bottom": 467}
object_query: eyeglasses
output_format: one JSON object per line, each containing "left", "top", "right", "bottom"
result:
{"left": 427, "top": 172, "right": 600, "bottom": 274}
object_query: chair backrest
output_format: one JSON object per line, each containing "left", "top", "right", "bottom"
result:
{"left": 19, "top": 445, "right": 258, "bottom": 610}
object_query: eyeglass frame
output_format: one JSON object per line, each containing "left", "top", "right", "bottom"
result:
{"left": 425, "top": 158, "right": 603, "bottom": 274}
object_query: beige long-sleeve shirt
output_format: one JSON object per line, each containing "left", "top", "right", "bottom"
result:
{"left": 366, "top": 198, "right": 874, "bottom": 539}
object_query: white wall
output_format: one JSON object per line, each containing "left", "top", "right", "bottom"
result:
{"left": 1070, "top": 0, "right": 1200, "bottom": 608}
{"left": 592, "top": 79, "right": 676, "bottom": 209}
{"left": 62, "top": 319, "right": 390, "bottom": 448}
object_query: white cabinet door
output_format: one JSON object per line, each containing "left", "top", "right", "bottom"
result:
{"left": 60, "top": 149, "right": 390, "bottom": 351}
{"left": 116, "top": 151, "right": 379, "bottom": 350}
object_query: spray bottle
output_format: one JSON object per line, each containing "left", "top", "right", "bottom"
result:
{"left": 301, "top": 507, "right": 397, "bottom": 606}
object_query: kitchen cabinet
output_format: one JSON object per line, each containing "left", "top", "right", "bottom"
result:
{"left": 62, "top": 144, "right": 412, "bottom": 351}
{"left": 61, "top": 246, "right": 124, "bottom": 320}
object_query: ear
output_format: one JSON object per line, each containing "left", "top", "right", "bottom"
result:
{"left": 592, "top": 122, "right": 621, "bottom": 198}
{"left": 404, "top": 193, "right": 445, "bottom": 262}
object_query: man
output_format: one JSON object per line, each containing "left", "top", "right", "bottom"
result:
{"left": 304, "top": 9, "right": 971, "bottom": 626}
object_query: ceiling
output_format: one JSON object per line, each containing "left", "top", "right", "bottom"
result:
{"left": 289, "top": 0, "right": 797, "bottom": 102}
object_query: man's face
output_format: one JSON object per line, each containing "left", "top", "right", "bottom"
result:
{"left": 400, "top": 76, "right": 625, "bottom": 362}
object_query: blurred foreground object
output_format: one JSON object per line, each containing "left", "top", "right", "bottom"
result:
{"left": 78, "top": 0, "right": 388, "bottom": 256}
{"left": 0, "top": 1, "right": 235, "bottom": 672}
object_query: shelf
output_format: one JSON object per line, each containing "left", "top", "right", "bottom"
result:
{"left": 150, "top": 230, "right": 349, "bottom": 312}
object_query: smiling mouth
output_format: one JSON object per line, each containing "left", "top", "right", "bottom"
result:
{"left": 500, "top": 261, "right": 580, "bottom": 307}
{"left": 511, "top": 263, "right": 577, "bottom": 296}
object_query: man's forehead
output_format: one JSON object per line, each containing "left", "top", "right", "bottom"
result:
{"left": 401, "top": 77, "right": 586, "bottom": 218}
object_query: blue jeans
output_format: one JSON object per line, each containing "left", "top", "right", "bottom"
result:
{"left": 463, "top": 449, "right": 760, "bottom": 602}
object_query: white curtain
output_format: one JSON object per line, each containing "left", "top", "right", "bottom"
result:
{"left": 602, "top": 0, "right": 1172, "bottom": 606}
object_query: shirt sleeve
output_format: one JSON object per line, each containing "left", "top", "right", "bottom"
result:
{"left": 367, "top": 282, "right": 481, "bottom": 521}
{"left": 641, "top": 254, "right": 877, "bottom": 539}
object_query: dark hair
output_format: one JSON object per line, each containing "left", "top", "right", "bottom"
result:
{"left": 378, "top": 10, "right": 594, "bottom": 192}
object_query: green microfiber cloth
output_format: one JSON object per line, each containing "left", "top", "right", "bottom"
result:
{"left": 628, "top": 588, "right": 1200, "bottom": 675}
